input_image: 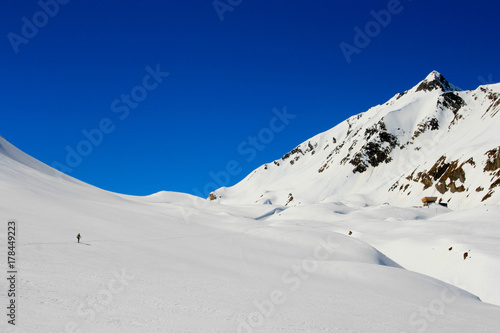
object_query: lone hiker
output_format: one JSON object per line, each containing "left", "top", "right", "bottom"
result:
{"left": 77, "top": 233, "right": 81, "bottom": 243}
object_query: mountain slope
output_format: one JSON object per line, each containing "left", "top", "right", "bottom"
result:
{"left": 1, "top": 134, "right": 500, "bottom": 331}
{"left": 212, "top": 71, "right": 500, "bottom": 209}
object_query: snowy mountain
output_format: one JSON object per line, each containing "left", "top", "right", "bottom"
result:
{"left": 1, "top": 72, "right": 500, "bottom": 332}
{"left": 212, "top": 71, "right": 500, "bottom": 209}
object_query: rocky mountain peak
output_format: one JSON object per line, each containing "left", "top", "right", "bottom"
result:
{"left": 212, "top": 73, "right": 500, "bottom": 209}
{"left": 415, "top": 70, "right": 460, "bottom": 93}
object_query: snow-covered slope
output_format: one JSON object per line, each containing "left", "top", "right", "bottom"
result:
{"left": 1, "top": 134, "right": 500, "bottom": 332}
{"left": 212, "top": 71, "right": 500, "bottom": 209}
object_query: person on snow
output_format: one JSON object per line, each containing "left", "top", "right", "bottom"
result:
{"left": 77, "top": 233, "right": 81, "bottom": 243}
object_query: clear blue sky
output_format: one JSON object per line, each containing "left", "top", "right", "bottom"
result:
{"left": 1, "top": 0, "right": 499, "bottom": 197}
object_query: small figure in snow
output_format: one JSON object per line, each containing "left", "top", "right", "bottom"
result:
{"left": 77, "top": 233, "right": 81, "bottom": 243}
{"left": 348, "top": 231, "right": 352, "bottom": 236}
{"left": 463, "top": 251, "right": 468, "bottom": 260}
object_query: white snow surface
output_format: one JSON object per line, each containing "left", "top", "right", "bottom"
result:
{"left": 1, "top": 72, "right": 500, "bottom": 332}
{"left": 1, "top": 134, "right": 500, "bottom": 331}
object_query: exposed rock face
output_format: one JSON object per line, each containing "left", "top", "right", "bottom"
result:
{"left": 398, "top": 148, "right": 499, "bottom": 204}
{"left": 482, "top": 147, "right": 500, "bottom": 201}
{"left": 484, "top": 147, "right": 500, "bottom": 172}
{"left": 441, "top": 92, "right": 465, "bottom": 114}
{"left": 412, "top": 117, "right": 439, "bottom": 140}
{"left": 350, "top": 129, "right": 399, "bottom": 174}
{"left": 432, "top": 158, "right": 471, "bottom": 194}
{"left": 281, "top": 142, "right": 317, "bottom": 165}
{"left": 415, "top": 72, "right": 457, "bottom": 93}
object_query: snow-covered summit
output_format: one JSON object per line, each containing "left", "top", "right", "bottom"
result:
{"left": 414, "top": 70, "right": 462, "bottom": 93}
{"left": 212, "top": 72, "right": 500, "bottom": 209}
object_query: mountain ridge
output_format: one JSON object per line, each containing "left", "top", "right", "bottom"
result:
{"left": 211, "top": 72, "right": 500, "bottom": 209}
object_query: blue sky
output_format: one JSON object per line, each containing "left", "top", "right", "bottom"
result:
{"left": 1, "top": 0, "right": 499, "bottom": 197}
